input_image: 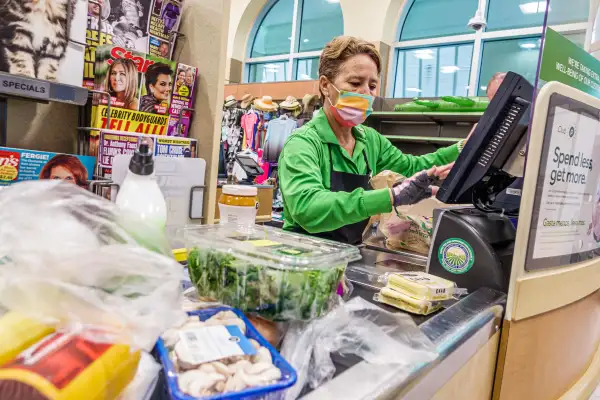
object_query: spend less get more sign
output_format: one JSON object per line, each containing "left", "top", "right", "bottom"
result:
{"left": 526, "top": 30, "right": 600, "bottom": 270}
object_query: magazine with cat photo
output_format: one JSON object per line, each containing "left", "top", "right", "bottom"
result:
{"left": 84, "top": 0, "right": 183, "bottom": 89}
{"left": 0, "top": 0, "right": 87, "bottom": 86}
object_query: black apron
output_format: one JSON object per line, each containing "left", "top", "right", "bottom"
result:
{"left": 295, "top": 144, "right": 372, "bottom": 245}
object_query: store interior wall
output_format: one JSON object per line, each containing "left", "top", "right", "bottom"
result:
{"left": 7, "top": 101, "right": 78, "bottom": 154}
{"left": 178, "top": 0, "right": 231, "bottom": 223}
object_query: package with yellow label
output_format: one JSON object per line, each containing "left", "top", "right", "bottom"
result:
{"left": 374, "top": 287, "right": 443, "bottom": 316}
{"left": 380, "top": 272, "right": 458, "bottom": 301}
{"left": 0, "top": 331, "right": 140, "bottom": 400}
{"left": 0, "top": 312, "right": 54, "bottom": 367}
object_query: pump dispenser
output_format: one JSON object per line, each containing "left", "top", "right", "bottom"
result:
{"left": 116, "top": 141, "right": 167, "bottom": 232}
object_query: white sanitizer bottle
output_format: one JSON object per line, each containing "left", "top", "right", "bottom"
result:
{"left": 116, "top": 142, "right": 167, "bottom": 237}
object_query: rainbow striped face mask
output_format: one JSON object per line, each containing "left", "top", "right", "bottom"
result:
{"left": 327, "top": 84, "right": 374, "bottom": 127}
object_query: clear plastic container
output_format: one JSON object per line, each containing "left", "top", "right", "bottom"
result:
{"left": 179, "top": 225, "right": 361, "bottom": 321}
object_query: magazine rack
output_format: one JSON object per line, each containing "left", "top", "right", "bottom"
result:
{"left": 1, "top": 0, "right": 230, "bottom": 224}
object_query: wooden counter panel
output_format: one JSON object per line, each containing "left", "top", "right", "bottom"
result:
{"left": 512, "top": 258, "right": 600, "bottom": 321}
{"left": 495, "top": 290, "right": 600, "bottom": 400}
{"left": 432, "top": 331, "right": 500, "bottom": 400}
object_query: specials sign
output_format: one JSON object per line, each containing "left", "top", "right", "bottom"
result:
{"left": 0, "top": 72, "right": 50, "bottom": 101}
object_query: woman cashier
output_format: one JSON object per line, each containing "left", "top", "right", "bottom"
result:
{"left": 278, "top": 36, "right": 469, "bottom": 245}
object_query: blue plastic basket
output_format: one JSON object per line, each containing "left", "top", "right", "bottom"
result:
{"left": 156, "top": 306, "right": 297, "bottom": 400}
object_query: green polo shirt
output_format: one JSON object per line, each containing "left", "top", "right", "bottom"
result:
{"left": 278, "top": 111, "right": 460, "bottom": 234}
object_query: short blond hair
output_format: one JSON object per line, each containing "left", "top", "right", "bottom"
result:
{"left": 318, "top": 36, "right": 382, "bottom": 100}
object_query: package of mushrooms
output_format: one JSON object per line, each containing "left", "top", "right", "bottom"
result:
{"left": 157, "top": 307, "right": 297, "bottom": 399}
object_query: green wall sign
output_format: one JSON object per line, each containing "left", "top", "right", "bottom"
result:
{"left": 539, "top": 28, "right": 600, "bottom": 99}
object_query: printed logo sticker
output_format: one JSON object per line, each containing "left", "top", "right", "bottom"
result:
{"left": 438, "top": 238, "right": 475, "bottom": 274}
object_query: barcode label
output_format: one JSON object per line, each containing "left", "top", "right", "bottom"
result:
{"left": 178, "top": 325, "right": 256, "bottom": 364}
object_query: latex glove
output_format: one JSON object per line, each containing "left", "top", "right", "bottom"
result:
{"left": 391, "top": 165, "right": 451, "bottom": 207}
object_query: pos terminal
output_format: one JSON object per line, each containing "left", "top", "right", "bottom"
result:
{"left": 428, "top": 72, "right": 534, "bottom": 293}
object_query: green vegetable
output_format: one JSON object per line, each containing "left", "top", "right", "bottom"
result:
{"left": 187, "top": 247, "right": 345, "bottom": 321}
{"left": 394, "top": 97, "right": 489, "bottom": 113}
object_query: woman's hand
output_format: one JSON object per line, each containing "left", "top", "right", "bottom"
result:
{"left": 390, "top": 166, "right": 450, "bottom": 207}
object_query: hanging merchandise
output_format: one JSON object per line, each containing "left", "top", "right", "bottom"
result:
{"left": 256, "top": 148, "right": 269, "bottom": 184}
{"left": 167, "top": 63, "right": 198, "bottom": 137}
{"left": 221, "top": 107, "right": 245, "bottom": 163}
{"left": 0, "top": 0, "right": 87, "bottom": 86}
{"left": 254, "top": 96, "right": 279, "bottom": 113}
{"left": 279, "top": 95, "right": 302, "bottom": 117}
{"left": 92, "top": 45, "right": 176, "bottom": 135}
{"left": 84, "top": 0, "right": 184, "bottom": 89}
{"left": 224, "top": 95, "right": 238, "bottom": 108}
{"left": 297, "top": 94, "right": 321, "bottom": 127}
{"left": 241, "top": 109, "right": 260, "bottom": 150}
{"left": 240, "top": 93, "right": 255, "bottom": 110}
{"left": 263, "top": 114, "right": 297, "bottom": 163}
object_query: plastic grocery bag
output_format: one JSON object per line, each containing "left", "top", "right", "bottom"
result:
{"left": 379, "top": 199, "right": 442, "bottom": 255}
{"left": 0, "top": 181, "right": 185, "bottom": 350}
{"left": 279, "top": 297, "right": 437, "bottom": 399}
{"left": 371, "top": 170, "right": 439, "bottom": 255}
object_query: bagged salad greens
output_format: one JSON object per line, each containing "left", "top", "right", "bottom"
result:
{"left": 181, "top": 225, "right": 361, "bottom": 321}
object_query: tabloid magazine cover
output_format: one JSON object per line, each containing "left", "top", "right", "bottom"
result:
{"left": 0, "top": 0, "right": 87, "bottom": 86}
{"left": 84, "top": 0, "right": 183, "bottom": 88}
{"left": 92, "top": 44, "right": 176, "bottom": 135}
{"left": 0, "top": 147, "right": 96, "bottom": 188}
{"left": 97, "top": 130, "right": 197, "bottom": 178}
{"left": 168, "top": 63, "right": 197, "bottom": 137}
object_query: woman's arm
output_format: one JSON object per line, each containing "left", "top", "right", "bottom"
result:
{"left": 279, "top": 136, "right": 392, "bottom": 234}
{"left": 376, "top": 132, "right": 462, "bottom": 177}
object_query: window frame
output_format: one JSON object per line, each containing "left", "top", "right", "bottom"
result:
{"left": 387, "top": 0, "right": 588, "bottom": 97}
{"left": 392, "top": 41, "right": 476, "bottom": 98}
{"left": 245, "top": 0, "right": 341, "bottom": 83}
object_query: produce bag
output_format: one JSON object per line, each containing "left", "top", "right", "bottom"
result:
{"left": 280, "top": 297, "right": 437, "bottom": 399}
{"left": 370, "top": 170, "right": 439, "bottom": 254}
{"left": 0, "top": 181, "right": 185, "bottom": 350}
{"left": 380, "top": 198, "right": 444, "bottom": 255}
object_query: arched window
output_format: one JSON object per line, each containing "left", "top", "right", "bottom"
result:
{"left": 246, "top": 0, "right": 344, "bottom": 83}
{"left": 391, "top": 0, "right": 589, "bottom": 98}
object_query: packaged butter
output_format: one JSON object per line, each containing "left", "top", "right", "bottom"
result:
{"left": 374, "top": 287, "right": 443, "bottom": 316}
{"left": 0, "top": 311, "right": 54, "bottom": 366}
{"left": 0, "top": 331, "right": 140, "bottom": 399}
{"left": 385, "top": 272, "right": 456, "bottom": 301}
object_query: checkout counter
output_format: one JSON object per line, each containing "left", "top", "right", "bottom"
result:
{"left": 305, "top": 77, "right": 600, "bottom": 399}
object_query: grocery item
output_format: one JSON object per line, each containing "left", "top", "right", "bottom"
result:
{"left": 394, "top": 96, "right": 489, "bottom": 113}
{"left": 379, "top": 198, "right": 445, "bottom": 255}
{"left": 0, "top": 331, "right": 140, "bottom": 399}
{"left": 0, "top": 312, "right": 54, "bottom": 366}
{"left": 0, "top": 181, "right": 182, "bottom": 350}
{"left": 380, "top": 272, "right": 457, "bottom": 301}
{"left": 181, "top": 225, "right": 360, "bottom": 321}
{"left": 116, "top": 141, "right": 168, "bottom": 233}
{"left": 218, "top": 185, "right": 259, "bottom": 227}
{"left": 374, "top": 287, "right": 443, "bottom": 315}
{"left": 157, "top": 307, "right": 296, "bottom": 399}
